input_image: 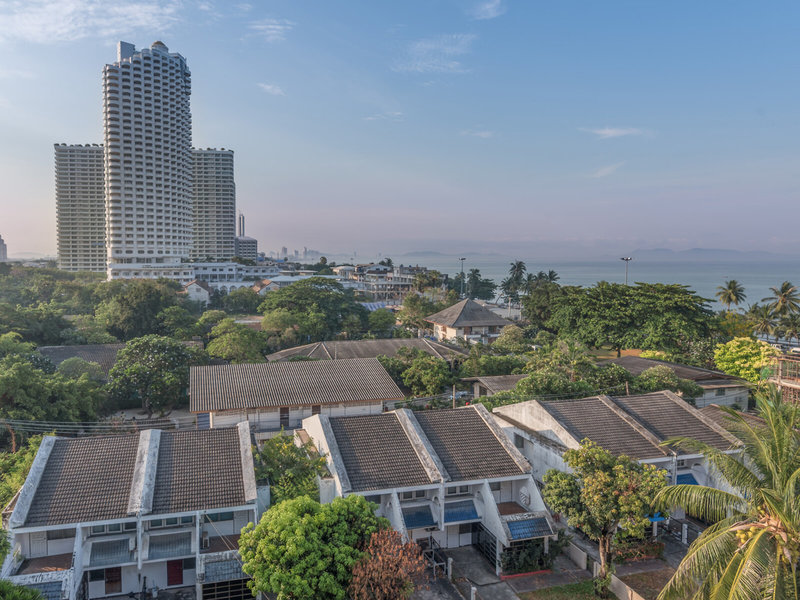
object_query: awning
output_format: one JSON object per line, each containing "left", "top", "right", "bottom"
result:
{"left": 402, "top": 505, "right": 436, "bottom": 530}
{"left": 505, "top": 516, "right": 553, "bottom": 541}
{"left": 444, "top": 500, "right": 479, "bottom": 523}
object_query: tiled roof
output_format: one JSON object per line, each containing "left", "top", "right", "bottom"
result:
{"left": 611, "top": 392, "right": 737, "bottom": 451}
{"left": 190, "top": 358, "right": 403, "bottom": 412}
{"left": 469, "top": 374, "right": 527, "bottom": 394}
{"left": 540, "top": 397, "right": 668, "bottom": 460}
{"left": 23, "top": 428, "right": 252, "bottom": 528}
{"left": 413, "top": 407, "right": 526, "bottom": 481}
{"left": 328, "top": 413, "right": 432, "bottom": 492}
{"left": 25, "top": 434, "right": 140, "bottom": 527}
{"left": 699, "top": 405, "right": 765, "bottom": 431}
{"left": 425, "top": 299, "right": 512, "bottom": 328}
{"left": 152, "top": 429, "right": 247, "bottom": 514}
{"left": 37, "top": 343, "right": 125, "bottom": 375}
{"left": 606, "top": 356, "right": 739, "bottom": 382}
{"left": 267, "top": 338, "right": 467, "bottom": 362}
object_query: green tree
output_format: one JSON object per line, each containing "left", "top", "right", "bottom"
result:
{"left": 401, "top": 353, "right": 454, "bottom": 396}
{"left": 748, "top": 303, "right": 777, "bottom": 341}
{"left": 255, "top": 432, "right": 327, "bottom": 504}
{"left": 492, "top": 325, "right": 532, "bottom": 354}
{"left": 223, "top": 287, "right": 262, "bottom": 314}
{"left": 632, "top": 365, "right": 704, "bottom": 400}
{"left": 781, "top": 313, "right": 800, "bottom": 344}
{"left": 95, "top": 280, "right": 178, "bottom": 340}
{"left": 107, "top": 335, "right": 205, "bottom": 414}
{"left": 367, "top": 308, "right": 396, "bottom": 336}
{"left": 542, "top": 441, "right": 667, "bottom": 594}
{"left": 655, "top": 387, "right": 800, "bottom": 599}
{"left": 714, "top": 337, "right": 780, "bottom": 384}
{"left": 239, "top": 495, "right": 387, "bottom": 600}
{"left": 156, "top": 305, "right": 197, "bottom": 339}
{"left": 465, "top": 268, "right": 497, "bottom": 300}
{"left": 196, "top": 309, "right": 228, "bottom": 340}
{"left": 0, "top": 332, "right": 35, "bottom": 358}
{"left": 0, "top": 434, "right": 44, "bottom": 508}
{"left": 396, "top": 293, "right": 437, "bottom": 331}
{"left": 520, "top": 281, "right": 564, "bottom": 332}
{"left": 56, "top": 357, "right": 105, "bottom": 382}
{"left": 716, "top": 280, "right": 746, "bottom": 312}
{"left": 206, "top": 319, "right": 266, "bottom": 363}
{"left": 0, "top": 580, "right": 44, "bottom": 600}
{"left": 762, "top": 280, "right": 800, "bottom": 317}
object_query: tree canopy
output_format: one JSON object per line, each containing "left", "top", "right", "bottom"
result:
{"left": 255, "top": 432, "right": 327, "bottom": 504}
{"left": 239, "top": 495, "right": 387, "bottom": 600}
{"left": 713, "top": 337, "right": 779, "bottom": 384}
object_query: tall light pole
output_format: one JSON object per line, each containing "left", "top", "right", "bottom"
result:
{"left": 620, "top": 257, "right": 632, "bottom": 285}
{"left": 459, "top": 257, "right": 466, "bottom": 298}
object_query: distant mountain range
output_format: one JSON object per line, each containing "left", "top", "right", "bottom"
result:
{"left": 629, "top": 248, "right": 798, "bottom": 263}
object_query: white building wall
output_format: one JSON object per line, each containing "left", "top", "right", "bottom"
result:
{"left": 191, "top": 149, "right": 235, "bottom": 261}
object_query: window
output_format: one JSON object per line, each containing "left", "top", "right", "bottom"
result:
{"left": 514, "top": 434, "right": 525, "bottom": 449}
{"left": 311, "top": 405, "right": 321, "bottom": 416}
{"left": 107, "top": 523, "right": 121, "bottom": 533}
{"left": 91, "top": 525, "right": 106, "bottom": 535}
{"left": 204, "top": 512, "right": 234, "bottom": 523}
{"left": 489, "top": 482, "right": 501, "bottom": 491}
{"left": 446, "top": 485, "right": 469, "bottom": 496}
{"left": 183, "top": 558, "right": 196, "bottom": 570}
{"left": 124, "top": 522, "right": 137, "bottom": 531}
{"left": 165, "top": 517, "right": 178, "bottom": 526}
{"left": 181, "top": 516, "right": 194, "bottom": 525}
{"left": 402, "top": 491, "right": 414, "bottom": 500}
{"left": 89, "top": 569, "right": 104, "bottom": 582}
{"left": 415, "top": 490, "right": 426, "bottom": 498}
{"left": 280, "top": 407, "right": 290, "bottom": 428}
{"left": 149, "top": 519, "right": 164, "bottom": 529}
{"left": 715, "top": 388, "right": 726, "bottom": 397}
{"left": 47, "top": 529, "right": 75, "bottom": 540}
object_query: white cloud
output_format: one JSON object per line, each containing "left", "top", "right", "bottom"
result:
{"left": 236, "top": 3, "right": 253, "bottom": 11}
{"left": 461, "top": 129, "right": 494, "bottom": 138}
{"left": 590, "top": 162, "right": 625, "bottom": 178}
{"left": 394, "top": 34, "right": 477, "bottom": 74}
{"left": 249, "top": 18, "right": 294, "bottom": 43}
{"left": 257, "top": 82, "right": 285, "bottom": 96}
{"left": 364, "top": 111, "right": 404, "bottom": 122}
{"left": 0, "top": 0, "right": 180, "bottom": 44}
{"left": 469, "top": 0, "right": 506, "bottom": 20}
{"left": 580, "top": 127, "right": 645, "bottom": 139}
{"left": 197, "top": 1, "right": 213, "bottom": 11}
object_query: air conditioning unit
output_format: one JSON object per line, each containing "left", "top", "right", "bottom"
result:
{"left": 201, "top": 531, "right": 210, "bottom": 549}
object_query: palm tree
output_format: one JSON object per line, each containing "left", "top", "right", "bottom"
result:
{"left": 781, "top": 313, "right": 800, "bottom": 345}
{"left": 466, "top": 268, "right": 482, "bottom": 299}
{"left": 546, "top": 269, "right": 560, "bottom": 283}
{"left": 749, "top": 304, "right": 777, "bottom": 341}
{"left": 508, "top": 260, "right": 527, "bottom": 287}
{"left": 716, "top": 280, "right": 746, "bottom": 312}
{"left": 656, "top": 387, "right": 800, "bottom": 599}
{"left": 763, "top": 281, "right": 800, "bottom": 317}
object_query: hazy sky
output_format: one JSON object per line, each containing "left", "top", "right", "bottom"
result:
{"left": 1, "top": 0, "right": 799, "bottom": 259}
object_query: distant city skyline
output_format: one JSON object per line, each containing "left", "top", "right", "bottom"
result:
{"left": 1, "top": 0, "right": 799, "bottom": 259}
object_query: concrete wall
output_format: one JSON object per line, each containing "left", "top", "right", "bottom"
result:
{"left": 695, "top": 387, "right": 749, "bottom": 409}
{"left": 211, "top": 401, "right": 383, "bottom": 431}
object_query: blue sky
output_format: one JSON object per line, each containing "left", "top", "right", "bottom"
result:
{"left": 1, "top": 0, "right": 799, "bottom": 259}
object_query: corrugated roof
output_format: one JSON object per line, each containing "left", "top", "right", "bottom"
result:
{"left": 328, "top": 413, "right": 433, "bottom": 492}
{"left": 470, "top": 374, "right": 527, "bottom": 394}
{"left": 25, "top": 434, "right": 140, "bottom": 527}
{"left": 425, "top": 299, "right": 512, "bottom": 328}
{"left": 37, "top": 343, "right": 125, "bottom": 375}
{"left": 267, "top": 338, "right": 467, "bottom": 362}
{"left": 189, "top": 358, "right": 404, "bottom": 412}
{"left": 152, "top": 429, "right": 247, "bottom": 514}
{"left": 540, "top": 397, "right": 669, "bottom": 460}
{"left": 414, "top": 407, "right": 526, "bottom": 481}
{"left": 606, "top": 356, "right": 739, "bottom": 383}
{"left": 611, "top": 392, "right": 737, "bottom": 451}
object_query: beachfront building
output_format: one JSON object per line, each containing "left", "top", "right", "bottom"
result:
{"left": 54, "top": 144, "right": 106, "bottom": 272}
{"left": 302, "top": 405, "right": 554, "bottom": 575}
{"left": 492, "top": 391, "right": 741, "bottom": 502}
{"left": 606, "top": 356, "right": 749, "bottom": 408}
{"left": 0, "top": 424, "right": 262, "bottom": 600}
{"left": 425, "top": 299, "right": 512, "bottom": 344}
{"left": 190, "top": 358, "right": 404, "bottom": 435}
{"left": 191, "top": 149, "right": 235, "bottom": 262}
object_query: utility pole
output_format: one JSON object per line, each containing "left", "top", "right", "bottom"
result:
{"left": 620, "top": 257, "right": 632, "bottom": 285}
{"left": 459, "top": 257, "right": 466, "bottom": 298}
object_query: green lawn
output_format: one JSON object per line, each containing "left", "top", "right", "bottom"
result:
{"left": 520, "top": 580, "right": 597, "bottom": 600}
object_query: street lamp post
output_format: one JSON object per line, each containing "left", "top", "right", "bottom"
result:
{"left": 620, "top": 257, "right": 632, "bottom": 285}
{"left": 459, "top": 257, "right": 466, "bottom": 298}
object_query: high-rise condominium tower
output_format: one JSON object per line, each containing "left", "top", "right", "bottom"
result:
{"left": 191, "top": 148, "right": 235, "bottom": 261}
{"left": 103, "top": 41, "right": 194, "bottom": 281}
{"left": 55, "top": 144, "right": 106, "bottom": 272}
{"left": 0, "top": 234, "right": 7, "bottom": 262}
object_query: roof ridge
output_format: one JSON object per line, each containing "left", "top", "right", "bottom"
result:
{"left": 598, "top": 395, "right": 672, "bottom": 457}
{"left": 395, "top": 409, "right": 448, "bottom": 482}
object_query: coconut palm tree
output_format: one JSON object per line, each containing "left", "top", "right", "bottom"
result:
{"left": 781, "top": 313, "right": 800, "bottom": 345}
{"left": 546, "top": 269, "right": 560, "bottom": 283}
{"left": 716, "top": 280, "right": 747, "bottom": 312}
{"left": 508, "top": 260, "right": 527, "bottom": 287}
{"left": 763, "top": 281, "right": 800, "bottom": 317}
{"left": 749, "top": 304, "right": 777, "bottom": 341}
{"left": 656, "top": 387, "right": 800, "bottom": 600}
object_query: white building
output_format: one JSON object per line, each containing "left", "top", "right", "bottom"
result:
{"left": 183, "top": 280, "right": 212, "bottom": 305}
{"left": 104, "top": 41, "right": 194, "bottom": 282}
{"left": 0, "top": 234, "right": 7, "bottom": 262}
{"left": 190, "top": 358, "right": 403, "bottom": 435}
{"left": 54, "top": 144, "right": 106, "bottom": 272}
{"left": 190, "top": 262, "right": 281, "bottom": 292}
{"left": 303, "top": 405, "right": 554, "bottom": 575}
{"left": 191, "top": 149, "right": 235, "bottom": 262}
{"left": 425, "top": 299, "right": 512, "bottom": 344}
{"left": 1, "top": 424, "right": 264, "bottom": 600}
{"left": 492, "top": 391, "right": 742, "bottom": 501}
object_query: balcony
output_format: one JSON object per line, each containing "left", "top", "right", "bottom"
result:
{"left": 147, "top": 531, "right": 192, "bottom": 561}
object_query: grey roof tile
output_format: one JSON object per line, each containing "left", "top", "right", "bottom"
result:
{"left": 267, "top": 338, "right": 467, "bottom": 362}
{"left": 606, "top": 356, "right": 738, "bottom": 382}
{"left": 190, "top": 358, "right": 403, "bottom": 412}
{"left": 425, "top": 299, "right": 512, "bottom": 328}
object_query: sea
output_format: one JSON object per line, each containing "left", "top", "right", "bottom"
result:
{"left": 327, "top": 251, "right": 800, "bottom": 311}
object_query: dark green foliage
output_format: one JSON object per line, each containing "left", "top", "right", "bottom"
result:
{"left": 255, "top": 432, "right": 327, "bottom": 504}
{"left": 223, "top": 287, "right": 262, "bottom": 314}
{"left": 239, "top": 495, "right": 388, "bottom": 600}
{"left": 107, "top": 335, "right": 207, "bottom": 413}
{"left": 0, "top": 435, "right": 44, "bottom": 508}
{"left": 377, "top": 347, "right": 454, "bottom": 396}
{"left": 156, "top": 305, "right": 197, "bottom": 339}
{"left": 206, "top": 319, "right": 266, "bottom": 363}
{"left": 95, "top": 280, "right": 179, "bottom": 340}
{"left": 0, "top": 580, "right": 45, "bottom": 599}
{"left": 501, "top": 535, "right": 570, "bottom": 574}
{"left": 367, "top": 308, "right": 396, "bottom": 336}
